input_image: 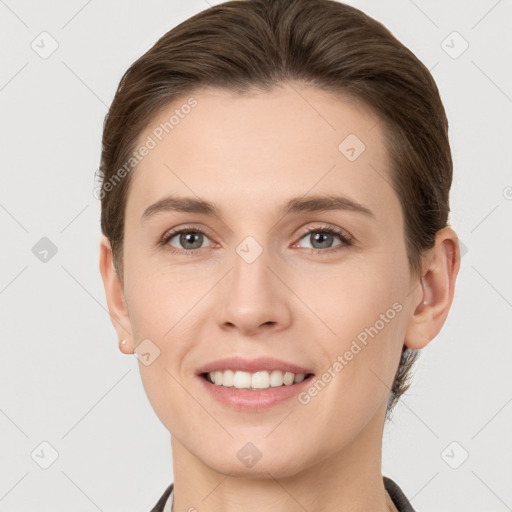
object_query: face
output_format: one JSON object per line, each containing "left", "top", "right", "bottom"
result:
{"left": 110, "top": 84, "right": 425, "bottom": 477}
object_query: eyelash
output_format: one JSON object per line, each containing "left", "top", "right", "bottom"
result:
{"left": 159, "top": 225, "right": 354, "bottom": 256}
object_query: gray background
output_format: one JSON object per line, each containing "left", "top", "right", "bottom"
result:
{"left": 1, "top": 0, "right": 511, "bottom": 511}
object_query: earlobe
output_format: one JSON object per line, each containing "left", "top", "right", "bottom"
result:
{"left": 118, "top": 338, "right": 132, "bottom": 355}
{"left": 404, "top": 227, "right": 461, "bottom": 350}
{"left": 98, "top": 235, "right": 134, "bottom": 354}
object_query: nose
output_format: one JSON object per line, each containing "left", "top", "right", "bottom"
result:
{"left": 216, "top": 242, "right": 292, "bottom": 336}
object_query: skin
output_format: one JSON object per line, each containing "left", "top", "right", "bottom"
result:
{"left": 99, "top": 83, "right": 460, "bottom": 512}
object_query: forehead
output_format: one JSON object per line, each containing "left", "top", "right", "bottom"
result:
{"left": 126, "top": 84, "right": 398, "bottom": 225}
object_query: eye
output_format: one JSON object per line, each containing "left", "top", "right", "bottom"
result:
{"left": 161, "top": 227, "right": 213, "bottom": 253}
{"left": 295, "top": 226, "right": 353, "bottom": 253}
{"left": 159, "top": 224, "right": 353, "bottom": 255}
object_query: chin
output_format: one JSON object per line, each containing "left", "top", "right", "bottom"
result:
{"left": 198, "top": 445, "right": 311, "bottom": 480}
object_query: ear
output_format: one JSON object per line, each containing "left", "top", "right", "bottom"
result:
{"left": 404, "top": 226, "right": 461, "bottom": 350}
{"left": 98, "top": 235, "right": 134, "bottom": 354}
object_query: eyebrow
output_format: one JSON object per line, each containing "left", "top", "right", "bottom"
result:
{"left": 141, "top": 194, "right": 375, "bottom": 223}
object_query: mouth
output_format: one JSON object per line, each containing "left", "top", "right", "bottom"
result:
{"left": 198, "top": 365, "right": 316, "bottom": 411}
{"left": 200, "top": 370, "right": 315, "bottom": 391}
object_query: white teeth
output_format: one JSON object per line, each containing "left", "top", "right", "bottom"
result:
{"left": 206, "top": 370, "right": 308, "bottom": 389}
{"left": 220, "top": 369, "right": 234, "bottom": 387}
{"left": 294, "top": 373, "right": 306, "bottom": 383}
{"left": 251, "top": 371, "right": 269, "bottom": 389}
{"left": 269, "top": 370, "right": 284, "bottom": 387}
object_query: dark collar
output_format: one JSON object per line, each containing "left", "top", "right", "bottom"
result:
{"left": 150, "top": 476, "right": 416, "bottom": 512}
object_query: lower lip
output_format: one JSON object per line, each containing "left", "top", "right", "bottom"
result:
{"left": 197, "top": 374, "right": 314, "bottom": 411}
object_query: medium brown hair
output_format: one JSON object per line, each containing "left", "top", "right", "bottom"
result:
{"left": 98, "top": 0, "right": 453, "bottom": 419}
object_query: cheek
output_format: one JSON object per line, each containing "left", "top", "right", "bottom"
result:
{"left": 123, "top": 258, "right": 209, "bottom": 383}
{"left": 303, "top": 261, "right": 406, "bottom": 392}
{"left": 124, "top": 252, "right": 207, "bottom": 336}
{"left": 299, "top": 256, "right": 403, "bottom": 334}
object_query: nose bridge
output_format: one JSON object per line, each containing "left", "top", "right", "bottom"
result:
{"left": 230, "top": 233, "right": 275, "bottom": 301}
{"left": 216, "top": 231, "right": 292, "bottom": 332}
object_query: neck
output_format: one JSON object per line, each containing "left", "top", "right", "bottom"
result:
{"left": 169, "top": 403, "right": 394, "bottom": 512}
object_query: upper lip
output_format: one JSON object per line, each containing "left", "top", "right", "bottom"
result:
{"left": 196, "top": 357, "right": 314, "bottom": 376}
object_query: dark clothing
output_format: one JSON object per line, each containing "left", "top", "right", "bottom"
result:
{"left": 383, "top": 476, "right": 417, "bottom": 512}
{"left": 150, "top": 475, "right": 416, "bottom": 511}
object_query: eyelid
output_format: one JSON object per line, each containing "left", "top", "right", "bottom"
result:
{"left": 292, "top": 224, "right": 354, "bottom": 253}
{"left": 295, "top": 222, "right": 353, "bottom": 242}
{"left": 159, "top": 224, "right": 215, "bottom": 248}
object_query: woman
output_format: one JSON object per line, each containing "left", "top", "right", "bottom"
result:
{"left": 97, "top": 1, "right": 460, "bottom": 510}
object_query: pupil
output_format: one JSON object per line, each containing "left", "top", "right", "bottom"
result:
{"left": 182, "top": 232, "right": 203, "bottom": 249}
{"left": 313, "top": 232, "right": 331, "bottom": 248}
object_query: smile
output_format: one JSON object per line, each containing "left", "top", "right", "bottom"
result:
{"left": 202, "top": 369, "right": 314, "bottom": 390}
